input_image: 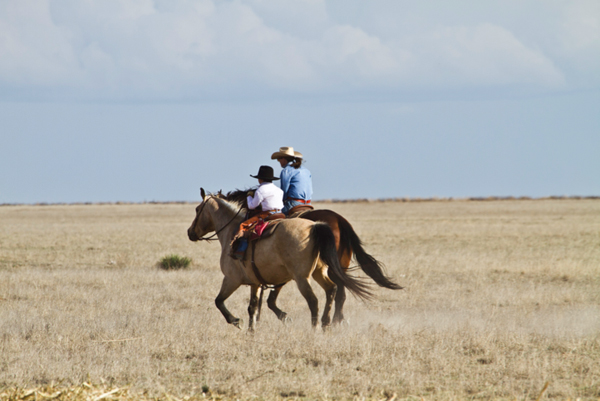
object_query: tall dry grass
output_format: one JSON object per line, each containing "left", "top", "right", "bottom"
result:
{"left": 0, "top": 200, "right": 599, "bottom": 400}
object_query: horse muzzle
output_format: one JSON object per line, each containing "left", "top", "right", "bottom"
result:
{"left": 188, "top": 227, "right": 199, "bottom": 242}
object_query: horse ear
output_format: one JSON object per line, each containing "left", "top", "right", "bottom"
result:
{"left": 200, "top": 188, "right": 206, "bottom": 201}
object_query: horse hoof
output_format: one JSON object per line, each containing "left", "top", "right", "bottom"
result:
{"left": 281, "top": 315, "right": 292, "bottom": 325}
{"left": 231, "top": 318, "right": 243, "bottom": 329}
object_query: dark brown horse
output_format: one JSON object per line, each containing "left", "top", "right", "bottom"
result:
{"left": 223, "top": 189, "right": 403, "bottom": 324}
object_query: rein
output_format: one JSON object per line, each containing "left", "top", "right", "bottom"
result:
{"left": 195, "top": 196, "right": 245, "bottom": 242}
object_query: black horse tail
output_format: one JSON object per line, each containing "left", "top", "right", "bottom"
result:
{"left": 311, "top": 222, "right": 372, "bottom": 301}
{"left": 338, "top": 216, "right": 404, "bottom": 290}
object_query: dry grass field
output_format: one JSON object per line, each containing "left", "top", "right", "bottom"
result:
{"left": 1, "top": 199, "right": 599, "bottom": 400}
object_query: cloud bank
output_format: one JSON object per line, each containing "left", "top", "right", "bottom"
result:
{"left": 0, "top": 0, "right": 598, "bottom": 101}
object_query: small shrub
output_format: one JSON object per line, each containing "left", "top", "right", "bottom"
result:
{"left": 159, "top": 254, "right": 191, "bottom": 270}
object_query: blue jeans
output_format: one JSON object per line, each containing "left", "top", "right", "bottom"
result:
{"left": 283, "top": 199, "right": 305, "bottom": 215}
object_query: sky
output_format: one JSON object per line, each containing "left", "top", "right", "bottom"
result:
{"left": 1, "top": 0, "right": 599, "bottom": 204}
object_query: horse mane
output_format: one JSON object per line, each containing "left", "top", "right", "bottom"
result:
{"left": 222, "top": 188, "right": 255, "bottom": 209}
{"left": 208, "top": 192, "right": 245, "bottom": 216}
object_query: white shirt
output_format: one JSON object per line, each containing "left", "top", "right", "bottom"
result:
{"left": 247, "top": 182, "right": 284, "bottom": 211}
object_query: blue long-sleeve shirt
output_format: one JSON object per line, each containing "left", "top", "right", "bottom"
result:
{"left": 279, "top": 164, "right": 313, "bottom": 201}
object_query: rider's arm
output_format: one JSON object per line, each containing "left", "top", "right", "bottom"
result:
{"left": 279, "top": 167, "right": 291, "bottom": 200}
{"left": 247, "top": 187, "right": 264, "bottom": 210}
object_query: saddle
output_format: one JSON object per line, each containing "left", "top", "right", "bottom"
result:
{"left": 229, "top": 214, "right": 285, "bottom": 260}
{"left": 248, "top": 216, "right": 284, "bottom": 241}
{"left": 230, "top": 205, "right": 312, "bottom": 262}
{"left": 287, "top": 204, "right": 314, "bottom": 218}
{"left": 230, "top": 216, "right": 286, "bottom": 287}
{"left": 231, "top": 205, "right": 313, "bottom": 287}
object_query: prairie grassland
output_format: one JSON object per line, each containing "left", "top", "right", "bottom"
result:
{"left": 0, "top": 200, "right": 599, "bottom": 400}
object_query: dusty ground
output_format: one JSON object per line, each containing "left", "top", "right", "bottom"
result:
{"left": 1, "top": 199, "right": 599, "bottom": 400}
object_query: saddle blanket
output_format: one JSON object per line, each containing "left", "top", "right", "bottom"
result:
{"left": 249, "top": 219, "right": 269, "bottom": 240}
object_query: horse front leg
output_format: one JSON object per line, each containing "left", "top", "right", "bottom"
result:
{"left": 295, "top": 277, "right": 319, "bottom": 328}
{"left": 256, "top": 286, "right": 264, "bottom": 322}
{"left": 215, "top": 277, "right": 242, "bottom": 328}
{"left": 267, "top": 285, "right": 290, "bottom": 323}
{"left": 312, "top": 268, "right": 337, "bottom": 329}
{"left": 247, "top": 285, "right": 261, "bottom": 332}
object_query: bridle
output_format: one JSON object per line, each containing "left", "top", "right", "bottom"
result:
{"left": 194, "top": 196, "right": 245, "bottom": 242}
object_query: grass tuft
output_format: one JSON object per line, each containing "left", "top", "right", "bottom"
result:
{"left": 159, "top": 254, "right": 191, "bottom": 270}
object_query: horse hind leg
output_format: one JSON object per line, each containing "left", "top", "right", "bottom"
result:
{"left": 295, "top": 277, "right": 319, "bottom": 327}
{"left": 329, "top": 252, "right": 350, "bottom": 325}
{"left": 267, "top": 285, "right": 290, "bottom": 323}
{"left": 332, "top": 284, "right": 346, "bottom": 325}
{"left": 215, "top": 277, "right": 242, "bottom": 328}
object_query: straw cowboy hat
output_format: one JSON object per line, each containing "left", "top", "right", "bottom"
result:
{"left": 271, "top": 146, "right": 303, "bottom": 160}
{"left": 250, "top": 165, "right": 280, "bottom": 181}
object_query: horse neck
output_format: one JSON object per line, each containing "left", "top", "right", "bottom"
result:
{"left": 209, "top": 198, "right": 245, "bottom": 244}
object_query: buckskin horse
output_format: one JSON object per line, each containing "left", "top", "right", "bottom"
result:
{"left": 187, "top": 189, "right": 371, "bottom": 330}
{"left": 223, "top": 189, "right": 402, "bottom": 324}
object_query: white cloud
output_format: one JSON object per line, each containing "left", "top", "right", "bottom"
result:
{"left": 557, "top": 0, "right": 600, "bottom": 84}
{"left": 321, "top": 25, "right": 398, "bottom": 76}
{"left": 561, "top": 0, "right": 600, "bottom": 51}
{"left": 0, "top": 0, "right": 81, "bottom": 86}
{"left": 0, "top": 0, "right": 595, "bottom": 100}
{"left": 401, "top": 23, "right": 565, "bottom": 87}
{"left": 244, "top": 0, "right": 329, "bottom": 39}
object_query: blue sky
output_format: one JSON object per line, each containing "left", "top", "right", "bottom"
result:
{"left": 1, "top": 0, "right": 599, "bottom": 203}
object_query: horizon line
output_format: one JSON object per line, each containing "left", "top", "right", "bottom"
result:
{"left": 2, "top": 195, "right": 599, "bottom": 207}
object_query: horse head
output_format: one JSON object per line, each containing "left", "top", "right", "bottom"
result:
{"left": 187, "top": 188, "right": 217, "bottom": 241}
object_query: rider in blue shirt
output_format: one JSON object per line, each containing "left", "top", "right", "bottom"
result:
{"left": 271, "top": 147, "right": 313, "bottom": 215}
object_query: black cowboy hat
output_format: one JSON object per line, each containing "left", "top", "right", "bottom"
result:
{"left": 250, "top": 165, "right": 280, "bottom": 181}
